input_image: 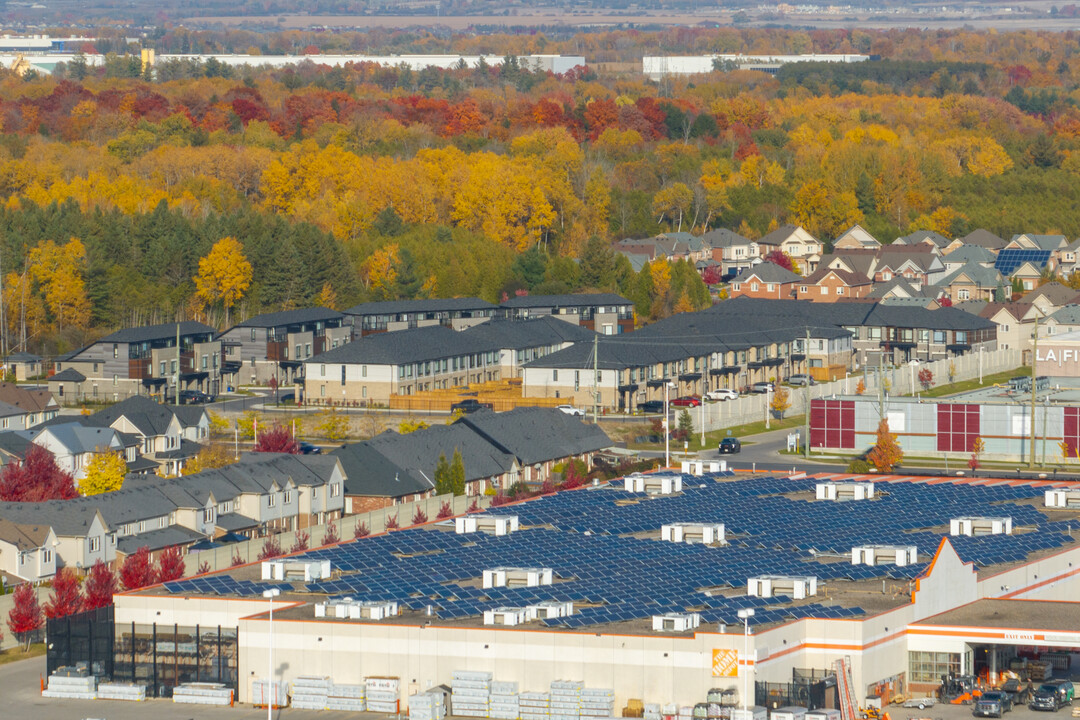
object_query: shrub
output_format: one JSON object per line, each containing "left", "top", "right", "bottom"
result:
{"left": 289, "top": 531, "right": 310, "bottom": 554}
{"left": 385, "top": 514, "right": 400, "bottom": 530}
{"left": 847, "top": 458, "right": 871, "bottom": 474}
{"left": 436, "top": 501, "right": 453, "bottom": 519}
{"left": 411, "top": 508, "right": 428, "bottom": 525}
{"left": 323, "top": 522, "right": 340, "bottom": 545}
{"left": 353, "top": 522, "right": 369, "bottom": 539}
{"left": 257, "top": 536, "right": 283, "bottom": 561}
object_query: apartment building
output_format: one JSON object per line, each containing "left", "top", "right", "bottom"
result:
{"left": 218, "top": 307, "right": 351, "bottom": 386}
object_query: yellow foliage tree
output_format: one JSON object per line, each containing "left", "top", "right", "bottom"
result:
{"left": 185, "top": 443, "right": 235, "bottom": 475}
{"left": 652, "top": 183, "right": 694, "bottom": 231}
{"left": 27, "top": 238, "right": 91, "bottom": 331}
{"left": 315, "top": 407, "right": 350, "bottom": 441}
{"left": 317, "top": 282, "right": 338, "bottom": 310}
{"left": 361, "top": 243, "right": 399, "bottom": 300}
{"left": 79, "top": 452, "right": 127, "bottom": 496}
{"left": 194, "top": 237, "right": 252, "bottom": 326}
{"left": 399, "top": 418, "right": 430, "bottom": 434}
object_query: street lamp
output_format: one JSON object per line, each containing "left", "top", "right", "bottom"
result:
{"left": 262, "top": 587, "right": 281, "bottom": 718}
{"left": 737, "top": 608, "right": 755, "bottom": 710}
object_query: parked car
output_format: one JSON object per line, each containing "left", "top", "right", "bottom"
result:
{"left": 1031, "top": 681, "right": 1074, "bottom": 712}
{"left": 298, "top": 442, "right": 322, "bottom": 455}
{"left": 450, "top": 398, "right": 493, "bottom": 414}
{"left": 638, "top": 400, "right": 665, "bottom": 414}
{"left": 179, "top": 389, "right": 214, "bottom": 404}
{"left": 704, "top": 389, "right": 739, "bottom": 401}
{"left": 671, "top": 396, "right": 702, "bottom": 407}
{"left": 556, "top": 404, "right": 585, "bottom": 417}
{"left": 974, "top": 691, "right": 1012, "bottom": 717}
{"left": 718, "top": 437, "right": 741, "bottom": 454}
{"left": 750, "top": 382, "right": 774, "bottom": 394}
{"left": 786, "top": 374, "right": 817, "bottom": 386}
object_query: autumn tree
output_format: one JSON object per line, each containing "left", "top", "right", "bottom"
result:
{"left": 258, "top": 536, "right": 283, "bottom": 560}
{"left": 253, "top": 423, "right": 300, "bottom": 454}
{"left": 0, "top": 444, "right": 78, "bottom": 502}
{"left": 398, "top": 418, "right": 430, "bottom": 434}
{"left": 652, "top": 183, "right": 694, "bottom": 231}
{"left": 315, "top": 407, "right": 349, "bottom": 440}
{"left": 969, "top": 436, "right": 986, "bottom": 471}
{"left": 764, "top": 251, "right": 799, "bottom": 275}
{"left": 83, "top": 560, "right": 117, "bottom": 610}
{"left": 771, "top": 386, "right": 791, "bottom": 419}
{"left": 7, "top": 583, "right": 43, "bottom": 650}
{"left": 290, "top": 531, "right": 310, "bottom": 554}
{"left": 27, "top": 238, "right": 91, "bottom": 331}
{"left": 867, "top": 418, "right": 903, "bottom": 472}
{"left": 44, "top": 567, "right": 83, "bottom": 619}
{"left": 194, "top": 236, "right": 253, "bottom": 326}
{"left": 185, "top": 443, "right": 235, "bottom": 474}
{"left": 855, "top": 379, "right": 866, "bottom": 395}
{"left": 918, "top": 368, "right": 934, "bottom": 391}
{"left": 120, "top": 546, "right": 157, "bottom": 590}
{"left": 323, "top": 522, "right": 339, "bottom": 545}
{"left": 157, "top": 546, "right": 186, "bottom": 582}
{"left": 79, "top": 452, "right": 127, "bottom": 496}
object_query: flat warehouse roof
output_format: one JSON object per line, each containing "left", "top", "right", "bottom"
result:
{"left": 913, "top": 598, "right": 1080, "bottom": 633}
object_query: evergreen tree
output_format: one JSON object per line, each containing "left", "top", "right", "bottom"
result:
{"left": 579, "top": 235, "right": 616, "bottom": 290}
{"left": 434, "top": 452, "right": 452, "bottom": 495}
{"left": 450, "top": 448, "right": 466, "bottom": 496}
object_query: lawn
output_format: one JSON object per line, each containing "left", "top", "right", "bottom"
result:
{"left": 914, "top": 367, "right": 1029, "bottom": 399}
{"left": 625, "top": 414, "right": 806, "bottom": 451}
{"left": 0, "top": 642, "right": 45, "bottom": 665}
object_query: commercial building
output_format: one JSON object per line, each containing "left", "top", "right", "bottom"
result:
{"left": 96, "top": 472, "right": 1080, "bottom": 705}
{"left": 643, "top": 54, "right": 869, "bottom": 79}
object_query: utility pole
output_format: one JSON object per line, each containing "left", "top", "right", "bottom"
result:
{"left": 592, "top": 333, "right": 599, "bottom": 425}
{"left": 1028, "top": 311, "right": 1040, "bottom": 470}
{"left": 175, "top": 322, "right": 181, "bottom": 407}
{"left": 804, "top": 327, "right": 811, "bottom": 459}
{"left": 878, "top": 347, "right": 885, "bottom": 419}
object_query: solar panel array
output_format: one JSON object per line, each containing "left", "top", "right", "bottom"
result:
{"left": 162, "top": 473, "right": 1076, "bottom": 631}
{"left": 165, "top": 575, "right": 292, "bottom": 597}
{"left": 994, "top": 249, "right": 1052, "bottom": 276}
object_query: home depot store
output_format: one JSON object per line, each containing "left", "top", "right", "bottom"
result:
{"left": 808, "top": 396, "right": 1080, "bottom": 461}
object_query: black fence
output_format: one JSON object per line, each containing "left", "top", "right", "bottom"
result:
{"left": 46, "top": 605, "right": 115, "bottom": 678}
{"left": 112, "top": 621, "right": 238, "bottom": 698}
{"left": 757, "top": 668, "right": 838, "bottom": 710}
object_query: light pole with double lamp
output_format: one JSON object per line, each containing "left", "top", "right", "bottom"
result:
{"left": 737, "top": 608, "right": 755, "bottom": 711}
{"left": 262, "top": 587, "right": 281, "bottom": 719}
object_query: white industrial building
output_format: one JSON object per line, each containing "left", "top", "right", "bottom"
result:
{"left": 643, "top": 54, "right": 869, "bottom": 80}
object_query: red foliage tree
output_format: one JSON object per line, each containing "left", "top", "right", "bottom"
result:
{"left": 0, "top": 444, "right": 78, "bottom": 501}
{"left": 120, "top": 546, "right": 157, "bottom": 590}
{"left": 702, "top": 265, "right": 724, "bottom": 285}
{"left": 353, "top": 521, "right": 369, "bottom": 539}
{"left": 436, "top": 501, "right": 453, "bottom": 520}
{"left": 231, "top": 551, "right": 244, "bottom": 567}
{"left": 467, "top": 499, "right": 481, "bottom": 513}
{"left": 157, "top": 546, "right": 186, "bottom": 582}
{"left": 253, "top": 424, "right": 300, "bottom": 454}
{"left": 7, "top": 582, "right": 43, "bottom": 649}
{"left": 385, "top": 514, "right": 400, "bottom": 530}
{"left": 198, "top": 561, "right": 211, "bottom": 574}
{"left": 411, "top": 507, "right": 428, "bottom": 525}
{"left": 491, "top": 491, "right": 510, "bottom": 506}
{"left": 763, "top": 251, "right": 797, "bottom": 274}
{"left": 258, "top": 536, "right": 283, "bottom": 560}
{"left": 323, "top": 522, "right": 340, "bottom": 545}
{"left": 289, "top": 531, "right": 310, "bottom": 554}
{"left": 44, "top": 567, "right": 83, "bottom": 619}
{"left": 540, "top": 478, "right": 556, "bottom": 495}
{"left": 83, "top": 560, "right": 117, "bottom": 610}
{"left": 939, "top": 297, "right": 953, "bottom": 307}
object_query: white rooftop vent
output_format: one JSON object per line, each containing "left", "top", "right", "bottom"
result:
{"left": 680, "top": 460, "right": 726, "bottom": 476}
{"left": 455, "top": 514, "right": 519, "bottom": 536}
{"left": 1045, "top": 489, "right": 1080, "bottom": 509}
{"left": 661, "top": 522, "right": 726, "bottom": 545}
{"left": 483, "top": 607, "right": 529, "bottom": 626}
{"left": 624, "top": 472, "right": 682, "bottom": 495}
{"left": 852, "top": 545, "right": 917, "bottom": 567}
{"left": 314, "top": 599, "right": 398, "bottom": 620}
{"left": 482, "top": 567, "right": 553, "bottom": 589}
{"left": 950, "top": 517, "right": 1012, "bottom": 537}
{"left": 261, "top": 558, "right": 331, "bottom": 582}
{"left": 651, "top": 612, "right": 701, "bottom": 632}
{"left": 816, "top": 481, "right": 874, "bottom": 501}
{"left": 748, "top": 575, "right": 818, "bottom": 599}
{"left": 526, "top": 601, "right": 573, "bottom": 620}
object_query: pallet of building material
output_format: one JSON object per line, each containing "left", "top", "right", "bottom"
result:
{"left": 643, "top": 712, "right": 661, "bottom": 720}
{"left": 454, "top": 671, "right": 495, "bottom": 682}
{"left": 97, "top": 682, "right": 147, "bottom": 701}
{"left": 523, "top": 712, "right": 551, "bottom": 720}
{"left": 291, "top": 698, "right": 330, "bottom": 710}
{"left": 291, "top": 675, "right": 333, "bottom": 693}
{"left": 368, "top": 699, "right": 402, "bottom": 713}
{"left": 48, "top": 674, "right": 97, "bottom": 689}
{"left": 551, "top": 713, "right": 583, "bottom": 720}
{"left": 493, "top": 681, "right": 520, "bottom": 695}
{"left": 581, "top": 705, "right": 615, "bottom": 715}
{"left": 454, "top": 700, "right": 493, "bottom": 712}
{"left": 251, "top": 679, "right": 289, "bottom": 707}
{"left": 456, "top": 680, "right": 494, "bottom": 691}
{"left": 490, "top": 711, "right": 520, "bottom": 719}
{"left": 456, "top": 685, "right": 493, "bottom": 697}
{"left": 458, "top": 711, "right": 491, "bottom": 718}
{"left": 51, "top": 665, "right": 91, "bottom": 678}
{"left": 172, "top": 684, "right": 233, "bottom": 706}
{"left": 41, "top": 689, "right": 98, "bottom": 700}
{"left": 327, "top": 697, "right": 368, "bottom": 712}
{"left": 331, "top": 683, "right": 367, "bottom": 699}
{"left": 366, "top": 676, "right": 402, "bottom": 693}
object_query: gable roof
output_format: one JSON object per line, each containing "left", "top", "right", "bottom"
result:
{"left": 802, "top": 266, "right": 871, "bottom": 287}
{"left": 977, "top": 302, "right": 1035, "bottom": 322}
{"left": 1009, "top": 234, "right": 1067, "bottom": 251}
{"left": 934, "top": 262, "right": 1003, "bottom": 289}
{"left": 456, "top": 407, "right": 612, "bottom": 467}
{"left": 344, "top": 297, "right": 496, "bottom": 317}
{"left": 96, "top": 321, "right": 215, "bottom": 345}
{"left": 959, "top": 228, "right": 1006, "bottom": 250}
{"left": 732, "top": 262, "right": 802, "bottom": 285}
{"left": 50, "top": 368, "right": 86, "bottom": 383}
{"left": 464, "top": 316, "right": 596, "bottom": 349}
{"left": 85, "top": 395, "right": 184, "bottom": 436}
{"left": 896, "top": 230, "right": 951, "bottom": 247}
{"left": 1020, "top": 282, "right": 1080, "bottom": 308}
{"left": 3, "top": 352, "right": 40, "bottom": 363}
{"left": 757, "top": 224, "right": 816, "bottom": 247}
{"left": 0, "top": 517, "right": 52, "bottom": 550}
{"left": 995, "top": 248, "right": 1052, "bottom": 276}
{"left": 866, "top": 277, "right": 928, "bottom": 299}
{"left": 944, "top": 244, "right": 997, "bottom": 265}
{"left": 701, "top": 228, "right": 754, "bottom": 249}
{"left": 233, "top": 307, "right": 342, "bottom": 329}
{"left": 833, "top": 224, "right": 880, "bottom": 248}
{"left": 27, "top": 422, "right": 120, "bottom": 455}
{"left": 1047, "top": 303, "right": 1080, "bottom": 325}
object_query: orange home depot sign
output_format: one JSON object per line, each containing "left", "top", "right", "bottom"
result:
{"left": 712, "top": 648, "right": 739, "bottom": 677}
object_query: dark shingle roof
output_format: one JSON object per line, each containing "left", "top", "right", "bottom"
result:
{"left": 97, "top": 321, "right": 215, "bottom": 344}
{"left": 732, "top": 262, "right": 802, "bottom": 284}
{"left": 50, "top": 368, "right": 86, "bottom": 382}
{"left": 116, "top": 525, "right": 204, "bottom": 555}
{"left": 757, "top": 224, "right": 808, "bottom": 247}
{"left": 701, "top": 228, "right": 753, "bottom": 248}
{"left": 86, "top": 396, "right": 181, "bottom": 436}
{"left": 234, "top": 307, "right": 342, "bottom": 329}
{"left": 960, "top": 229, "right": 1006, "bottom": 250}
{"left": 500, "top": 293, "right": 632, "bottom": 309}
{"left": 0, "top": 383, "right": 55, "bottom": 414}
{"left": 457, "top": 407, "right": 612, "bottom": 466}
{"left": 3, "top": 352, "right": 40, "bottom": 363}
{"left": 344, "top": 297, "right": 496, "bottom": 317}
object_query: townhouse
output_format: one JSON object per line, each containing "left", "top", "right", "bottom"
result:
{"left": 344, "top": 297, "right": 498, "bottom": 337}
{"left": 728, "top": 262, "right": 801, "bottom": 299}
{"left": 332, "top": 408, "right": 612, "bottom": 512}
{"left": 1043, "top": 304, "right": 1080, "bottom": 337}
{"left": 20, "top": 422, "right": 128, "bottom": 480}
{"left": 0, "top": 502, "right": 114, "bottom": 573}
{"left": 1020, "top": 282, "right": 1080, "bottom": 316}
{"left": 303, "top": 317, "right": 595, "bottom": 406}
{"left": 955, "top": 301, "right": 1037, "bottom": 354}
{"left": 0, "top": 518, "right": 56, "bottom": 582}
{"left": 498, "top": 293, "right": 635, "bottom": 334}
{"left": 755, "top": 224, "right": 823, "bottom": 272}
{"left": 49, "top": 321, "right": 222, "bottom": 404}
{"left": 872, "top": 246, "right": 946, "bottom": 285}
{"left": 81, "top": 395, "right": 210, "bottom": 475}
{"left": 794, "top": 265, "right": 873, "bottom": 301}
{"left": 218, "top": 307, "right": 352, "bottom": 387}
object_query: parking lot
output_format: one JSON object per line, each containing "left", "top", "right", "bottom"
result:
{"left": 885, "top": 696, "right": 1079, "bottom": 720}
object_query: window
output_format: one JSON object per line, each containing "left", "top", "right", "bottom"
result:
{"left": 553, "top": 370, "right": 558, "bottom": 381}
{"left": 909, "top": 652, "right": 960, "bottom": 683}
{"left": 800, "top": 286, "right": 808, "bottom": 293}
{"left": 321, "top": 364, "right": 326, "bottom": 378}
{"left": 43, "top": 550, "right": 52, "bottom": 564}
{"left": 751, "top": 283, "right": 759, "bottom": 292}
{"left": 170, "top": 360, "right": 177, "bottom": 374}
{"left": 836, "top": 287, "right": 845, "bottom": 295}
{"left": 821, "top": 286, "right": 828, "bottom": 295}
{"left": 295, "top": 344, "right": 302, "bottom": 359}
{"left": 90, "top": 537, "right": 100, "bottom": 552}
{"left": 869, "top": 328, "right": 882, "bottom": 340}
{"left": 112, "top": 344, "right": 118, "bottom": 359}
{"left": 284, "top": 491, "right": 292, "bottom": 504}
{"left": 957, "top": 288, "right": 970, "bottom": 300}
{"left": 766, "top": 283, "right": 775, "bottom": 292}
{"left": 320, "top": 385, "right": 326, "bottom": 397}
{"left": 203, "top": 509, "right": 214, "bottom": 523}
{"left": 313, "top": 488, "right": 318, "bottom": 500}
{"left": 883, "top": 271, "right": 892, "bottom": 281}
{"left": 202, "top": 355, "right": 208, "bottom": 369}
{"left": 160, "top": 361, "right": 167, "bottom": 376}
{"left": 331, "top": 483, "right": 340, "bottom": 497}
{"left": 362, "top": 365, "right": 367, "bottom": 378}
{"left": 934, "top": 330, "right": 946, "bottom": 344}
{"left": 732, "top": 283, "right": 740, "bottom": 291}
{"left": 268, "top": 495, "right": 277, "bottom": 507}
{"left": 251, "top": 328, "right": 257, "bottom": 341}
{"left": 341, "top": 365, "right": 346, "bottom": 386}
{"left": 305, "top": 343, "right": 311, "bottom": 358}
{"left": 113, "top": 374, "right": 118, "bottom": 386}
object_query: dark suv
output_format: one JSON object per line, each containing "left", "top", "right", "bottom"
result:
{"left": 974, "top": 690, "right": 1012, "bottom": 717}
{"left": 450, "top": 398, "right": 493, "bottom": 414}
{"left": 1031, "top": 681, "right": 1074, "bottom": 712}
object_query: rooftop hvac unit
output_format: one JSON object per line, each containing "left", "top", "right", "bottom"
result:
{"left": 680, "top": 461, "right": 727, "bottom": 476}
{"left": 483, "top": 607, "right": 529, "bottom": 626}
{"left": 816, "top": 481, "right": 874, "bottom": 501}
{"left": 314, "top": 598, "right": 398, "bottom": 620}
{"left": 748, "top": 575, "right": 818, "bottom": 599}
{"left": 455, "top": 514, "right": 519, "bottom": 536}
{"left": 950, "top": 516, "right": 1012, "bottom": 537}
{"left": 526, "top": 601, "right": 573, "bottom": 620}
{"left": 661, "top": 522, "right": 726, "bottom": 545}
{"left": 624, "top": 473, "right": 683, "bottom": 494}
{"left": 651, "top": 612, "right": 701, "bottom": 632}
{"left": 482, "top": 567, "right": 554, "bottom": 589}
{"left": 261, "top": 558, "right": 331, "bottom": 582}
{"left": 1045, "top": 489, "right": 1080, "bottom": 509}
{"left": 851, "top": 545, "right": 917, "bottom": 566}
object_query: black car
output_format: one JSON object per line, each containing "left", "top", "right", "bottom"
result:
{"left": 179, "top": 390, "right": 213, "bottom": 404}
{"left": 298, "top": 442, "right": 322, "bottom": 455}
{"left": 718, "top": 437, "right": 741, "bottom": 454}
{"left": 450, "top": 398, "right": 493, "bottom": 414}
{"left": 638, "top": 400, "right": 666, "bottom": 414}
{"left": 1031, "top": 681, "right": 1074, "bottom": 712}
{"left": 974, "top": 691, "right": 1012, "bottom": 717}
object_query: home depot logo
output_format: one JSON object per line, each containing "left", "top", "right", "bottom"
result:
{"left": 712, "top": 648, "right": 739, "bottom": 677}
